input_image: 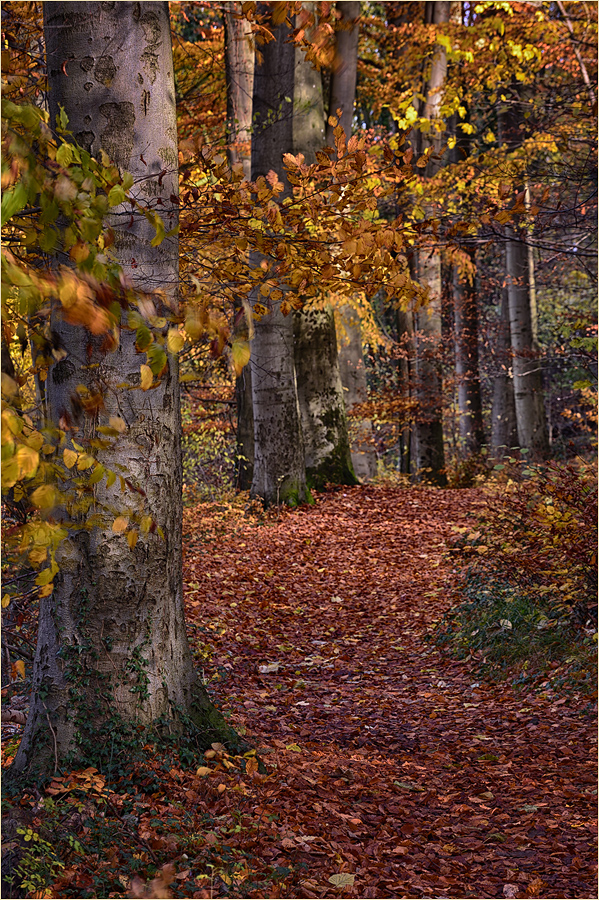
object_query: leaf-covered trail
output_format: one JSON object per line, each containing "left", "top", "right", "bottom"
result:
{"left": 183, "top": 485, "right": 597, "bottom": 899}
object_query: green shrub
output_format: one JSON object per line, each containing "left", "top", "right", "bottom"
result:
{"left": 436, "top": 459, "right": 598, "bottom": 687}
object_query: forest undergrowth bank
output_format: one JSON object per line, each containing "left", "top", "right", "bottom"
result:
{"left": 2, "top": 482, "right": 597, "bottom": 899}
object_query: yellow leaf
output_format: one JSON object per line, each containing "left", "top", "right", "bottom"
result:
{"left": 112, "top": 516, "right": 128, "bottom": 533}
{"left": 140, "top": 364, "right": 153, "bottom": 391}
{"left": 140, "top": 515, "right": 153, "bottom": 535}
{"left": 126, "top": 530, "right": 138, "bottom": 549}
{"left": 16, "top": 445, "right": 40, "bottom": 479}
{"left": 30, "top": 485, "right": 57, "bottom": 511}
{"left": 106, "top": 470, "right": 116, "bottom": 488}
{"left": 13, "top": 660, "right": 26, "bottom": 680}
{"left": 167, "top": 328, "right": 185, "bottom": 354}
{"left": 196, "top": 766, "right": 212, "bottom": 776}
{"left": 63, "top": 448, "right": 78, "bottom": 469}
{"left": 76, "top": 453, "right": 95, "bottom": 471}
{"left": 108, "top": 416, "right": 127, "bottom": 433}
{"left": 2, "top": 595, "right": 11, "bottom": 609}
{"left": 88, "top": 464, "right": 105, "bottom": 485}
{"left": 231, "top": 340, "right": 250, "bottom": 376}
{"left": 38, "top": 584, "right": 54, "bottom": 598}
{"left": 328, "top": 874, "right": 355, "bottom": 887}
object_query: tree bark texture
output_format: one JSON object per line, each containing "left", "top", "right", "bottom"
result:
{"left": 224, "top": 3, "right": 255, "bottom": 490}
{"left": 499, "top": 88, "right": 549, "bottom": 461}
{"left": 410, "top": 0, "right": 449, "bottom": 485}
{"left": 13, "top": 2, "right": 234, "bottom": 780}
{"left": 292, "top": 4, "right": 356, "bottom": 489}
{"left": 325, "top": 1, "right": 360, "bottom": 147}
{"left": 337, "top": 306, "right": 378, "bottom": 480}
{"left": 491, "top": 288, "right": 519, "bottom": 457}
{"left": 452, "top": 249, "right": 485, "bottom": 455}
{"left": 505, "top": 231, "right": 550, "bottom": 460}
{"left": 249, "top": 5, "right": 307, "bottom": 505}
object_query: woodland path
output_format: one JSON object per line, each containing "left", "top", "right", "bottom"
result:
{"left": 182, "top": 485, "right": 596, "bottom": 899}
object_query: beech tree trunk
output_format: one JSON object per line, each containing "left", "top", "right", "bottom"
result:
{"left": 249, "top": 4, "right": 307, "bottom": 505}
{"left": 13, "top": 2, "right": 235, "bottom": 781}
{"left": 505, "top": 230, "right": 550, "bottom": 459}
{"left": 499, "top": 89, "right": 549, "bottom": 461}
{"left": 491, "top": 288, "right": 519, "bottom": 457}
{"left": 325, "top": 1, "right": 360, "bottom": 147}
{"left": 325, "top": 1, "right": 377, "bottom": 480}
{"left": 410, "top": 0, "right": 449, "bottom": 485}
{"left": 453, "top": 248, "right": 485, "bottom": 455}
{"left": 292, "top": 3, "right": 357, "bottom": 489}
{"left": 224, "top": 3, "right": 255, "bottom": 490}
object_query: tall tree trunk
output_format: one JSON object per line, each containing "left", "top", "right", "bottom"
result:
{"left": 249, "top": 3, "right": 307, "bottom": 505}
{"left": 499, "top": 89, "right": 549, "bottom": 461}
{"left": 13, "top": 1, "right": 235, "bottom": 781}
{"left": 326, "top": 1, "right": 377, "bottom": 479}
{"left": 453, "top": 247, "right": 485, "bottom": 455}
{"left": 396, "top": 308, "right": 414, "bottom": 474}
{"left": 224, "top": 3, "right": 255, "bottom": 490}
{"left": 410, "top": 0, "right": 449, "bottom": 485}
{"left": 505, "top": 230, "right": 550, "bottom": 459}
{"left": 336, "top": 305, "right": 378, "bottom": 480}
{"left": 292, "top": 3, "right": 357, "bottom": 489}
{"left": 491, "top": 288, "right": 519, "bottom": 457}
{"left": 325, "top": 1, "right": 360, "bottom": 147}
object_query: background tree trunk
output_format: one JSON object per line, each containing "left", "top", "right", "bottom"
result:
{"left": 325, "top": 1, "right": 377, "bottom": 480}
{"left": 325, "top": 1, "right": 360, "bottom": 147}
{"left": 249, "top": 3, "right": 307, "bottom": 505}
{"left": 13, "top": 1, "right": 234, "bottom": 781}
{"left": 292, "top": 3, "right": 357, "bottom": 489}
{"left": 410, "top": 0, "right": 449, "bottom": 485}
{"left": 224, "top": 3, "right": 255, "bottom": 490}
{"left": 499, "top": 88, "right": 549, "bottom": 461}
{"left": 505, "top": 229, "right": 550, "bottom": 459}
{"left": 453, "top": 248, "right": 485, "bottom": 455}
{"left": 491, "top": 288, "right": 519, "bottom": 457}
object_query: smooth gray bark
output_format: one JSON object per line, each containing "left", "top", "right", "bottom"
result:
{"left": 499, "top": 90, "right": 549, "bottom": 461}
{"left": 292, "top": 4, "right": 356, "bottom": 488}
{"left": 224, "top": 3, "right": 255, "bottom": 490}
{"left": 337, "top": 306, "right": 378, "bottom": 480}
{"left": 491, "top": 288, "right": 519, "bottom": 457}
{"left": 249, "top": 5, "right": 307, "bottom": 505}
{"left": 13, "top": 2, "right": 233, "bottom": 779}
{"left": 505, "top": 230, "right": 550, "bottom": 460}
{"left": 325, "top": 1, "right": 360, "bottom": 147}
{"left": 410, "top": 0, "right": 449, "bottom": 485}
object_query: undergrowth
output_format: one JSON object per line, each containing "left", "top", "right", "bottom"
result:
{"left": 435, "top": 458, "right": 598, "bottom": 691}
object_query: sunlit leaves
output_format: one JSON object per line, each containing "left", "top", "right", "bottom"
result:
{"left": 140, "top": 364, "right": 154, "bottom": 391}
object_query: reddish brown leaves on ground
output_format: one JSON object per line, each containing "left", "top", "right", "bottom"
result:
{"left": 182, "top": 485, "right": 597, "bottom": 899}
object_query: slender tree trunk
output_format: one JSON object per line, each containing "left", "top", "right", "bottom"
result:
{"left": 396, "top": 309, "right": 414, "bottom": 474}
{"left": 13, "top": 2, "right": 235, "bottom": 781}
{"left": 499, "top": 90, "right": 549, "bottom": 461}
{"left": 505, "top": 229, "right": 550, "bottom": 459}
{"left": 249, "top": 4, "right": 307, "bottom": 505}
{"left": 410, "top": 0, "right": 449, "bottom": 485}
{"left": 337, "top": 305, "right": 378, "bottom": 480}
{"left": 325, "top": 1, "right": 360, "bottom": 147}
{"left": 453, "top": 247, "right": 485, "bottom": 455}
{"left": 224, "top": 3, "right": 255, "bottom": 490}
{"left": 491, "top": 288, "right": 519, "bottom": 457}
{"left": 292, "top": 3, "right": 357, "bottom": 489}
{"left": 325, "top": 1, "right": 377, "bottom": 479}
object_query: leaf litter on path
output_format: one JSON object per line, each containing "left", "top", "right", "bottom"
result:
{"left": 181, "top": 485, "right": 597, "bottom": 899}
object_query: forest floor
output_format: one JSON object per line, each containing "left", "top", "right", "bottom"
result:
{"left": 177, "top": 484, "right": 597, "bottom": 900}
{"left": 2, "top": 484, "right": 597, "bottom": 899}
